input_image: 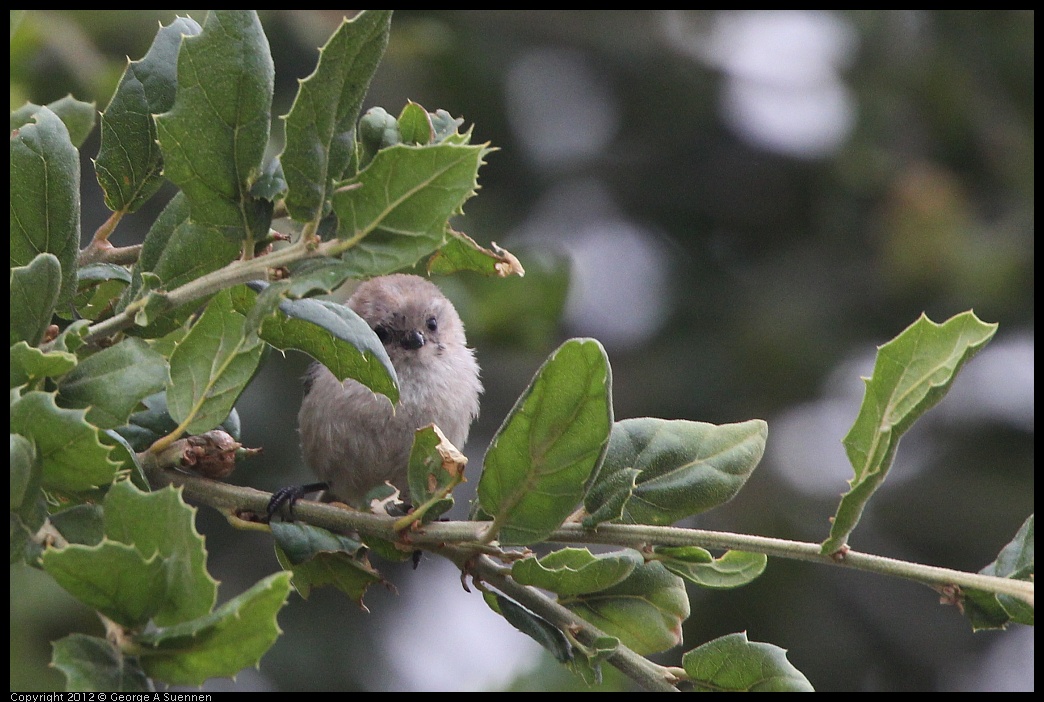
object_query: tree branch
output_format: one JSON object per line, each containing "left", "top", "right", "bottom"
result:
{"left": 145, "top": 463, "right": 1034, "bottom": 609}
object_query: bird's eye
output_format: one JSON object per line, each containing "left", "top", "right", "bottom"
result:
{"left": 426, "top": 316, "right": 438, "bottom": 332}
{"left": 374, "top": 324, "right": 390, "bottom": 343}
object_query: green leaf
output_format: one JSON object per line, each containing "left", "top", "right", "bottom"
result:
{"left": 10, "top": 95, "right": 97, "bottom": 148}
{"left": 427, "top": 230, "right": 526, "bottom": 277}
{"left": 398, "top": 101, "right": 434, "bottom": 145}
{"left": 122, "top": 193, "right": 242, "bottom": 337}
{"left": 581, "top": 466, "right": 639, "bottom": 527}
{"left": 9, "top": 391, "right": 118, "bottom": 492}
{"left": 10, "top": 253, "right": 62, "bottom": 346}
{"left": 271, "top": 522, "right": 380, "bottom": 602}
{"left": 74, "top": 262, "right": 131, "bottom": 321}
{"left": 114, "top": 192, "right": 188, "bottom": 328}
{"left": 103, "top": 481, "right": 218, "bottom": 626}
{"left": 10, "top": 342, "right": 78, "bottom": 389}
{"left": 656, "top": 548, "right": 768, "bottom": 589}
{"left": 10, "top": 433, "right": 38, "bottom": 510}
{"left": 250, "top": 155, "right": 287, "bottom": 201}
{"left": 281, "top": 257, "right": 359, "bottom": 298}
{"left": 512, "top": 548, "right": 642, "bottom": 596}
{"left": 565, "top": 637, "right": 620, "bottom": 687}
{"left": 10, "top": 106, "right": 80, "bottom": 309}
{"left": 147, "top": 322, "right": 192, "bottom": 359}
{"left": 964, "top": 514, "right": 1034, "bottom": 630}
{"left": 276, "top": 548, "right": 383, "bottom": 604}
{"left": 585, "top": 418, "right": 767, "bottom": 527}
{"left": 51, "top": 634, "right": 151, "bottom": 693}
{"left": 282, "top": 10, "right": 392, "bottom": 222}
{"left": 137, "top": 572, "right": 291, "bottom": 686}
{"left": 50, "top": 320, "right": 91, "bottom": 355}
{"left": 562, "top": 561, "right": 689, "bottom": 656}
{"left": 77, "top": 263, "right": 133, "bottom": 285}
{"left": 42, "top": 539, "right": 168, "bottom": 629}
{"left": 486, "top": 592, "right": 573, "bottom": 664}
{"left": 57, "top": 338, "right": 167, "bottom": 429}
{"left": 406, "top": 425, "right": 466, "bottom": 523}
{"left": 253, "top": 293, "right": 398, "bottom": 402}
{"left": 100, "top": 430, "right": 150, "bottom": 491}
{"left": 167, "top": 288, "right": 265, "bottom": 435}
{"left": 478, "top": 338, "right": 613, "bottom": 546}
{"left": 154, "top": 10, "right": 274, "bottom": 243}
{"left": 682, "top": 632, "right": 814, "bottom": 692}
{"left": 95, "top": 17, "right": 202, "bottom": 212}
{"left": 49, "top": 504, "right": 105, "bottom": 547}
{"left": 331, "top": 141, "right": 490, "bottom": 277}
{"left": 10, "top": 433, "right": 46, "bottom": 539}
{"left": 270, "top": 521, "right": 365, "bottom": 565}
{"left": 358, "top": 106, "right": 401, "bottom": 167}
{"left": 111, "top": 391, "right": 239, "bottom": 452}
{"left": 822, "top": 311, "right": 998, "bottom": 555}
{"left": 137, "top": 190, "right": 191, "bottom": 272}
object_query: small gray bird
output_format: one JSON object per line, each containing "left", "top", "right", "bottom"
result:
{"left": 293, "top": 274, "right": 482, "bottom": 509}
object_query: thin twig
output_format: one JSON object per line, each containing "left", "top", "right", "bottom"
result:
{"left": 146, "top": 464, "right": 1034, "bottom": 608}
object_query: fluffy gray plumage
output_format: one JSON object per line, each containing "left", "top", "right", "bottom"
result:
{"left": 298, "top": 274, "right": 482, "bottom": 506}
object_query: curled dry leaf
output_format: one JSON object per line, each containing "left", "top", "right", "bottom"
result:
{"left": 181, "top": 430, "right": 245, "bottom": 479}
{"left": 431, "top": 423, "right": 468, "bottom": 480}
{"left": 489, "top": 241, "right": 525, "bottom": 277}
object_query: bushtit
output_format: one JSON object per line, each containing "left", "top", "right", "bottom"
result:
{"left": 295, "top": 274, "right": 482, "bottom": 508}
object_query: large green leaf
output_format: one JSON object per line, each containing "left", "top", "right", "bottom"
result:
{"left": 103, "top": 481, "right": 218, "bottom": 626}
{"left": 584, "top": 418, "right": 767, "bottom": 527}
{"left": 137, "top": 572, "right": 291, "bottom": 686}
{"left": 10, "top": 253, "right": 62, "bottom": 347}
{"left": 9, "top": 391, "right": 118, "bottom": 492}
{"left": 154, "top": 10, "right": 274, "bottom": 243}
{"left": 561, "top": 561, "right": 689, "bottom": 656}
{"left": 477, "top": 338, "right": 613, "bottom": 545}
{"left": 166, "top": 287, "right": 265, "bottom": 435}
{"left": 95, "top": 16, "right": 202, "bottom": 212}
{"left": 331, "top": 141, "right": 490, "bottom": 277}
{"left": 42, "top": 540, "right": 168, "bottom": 629}
{"left": 56, "top": 338, "right": 167, "bottom": 429}
{"left": 282, "top": 10, "right": 392, "bottom": 222}
{"left": 822, "top": 311, "right": 998, "bottom": 554}
{"left": 682, "top": 632, "right": 814, "bottom": 691}
{"left": 10, "top": 106, "right": 80, "bottom": 309}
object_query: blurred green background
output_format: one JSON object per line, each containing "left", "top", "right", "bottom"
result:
{"left": 10, "top": 10, "right": 1033, "bottom": 692}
